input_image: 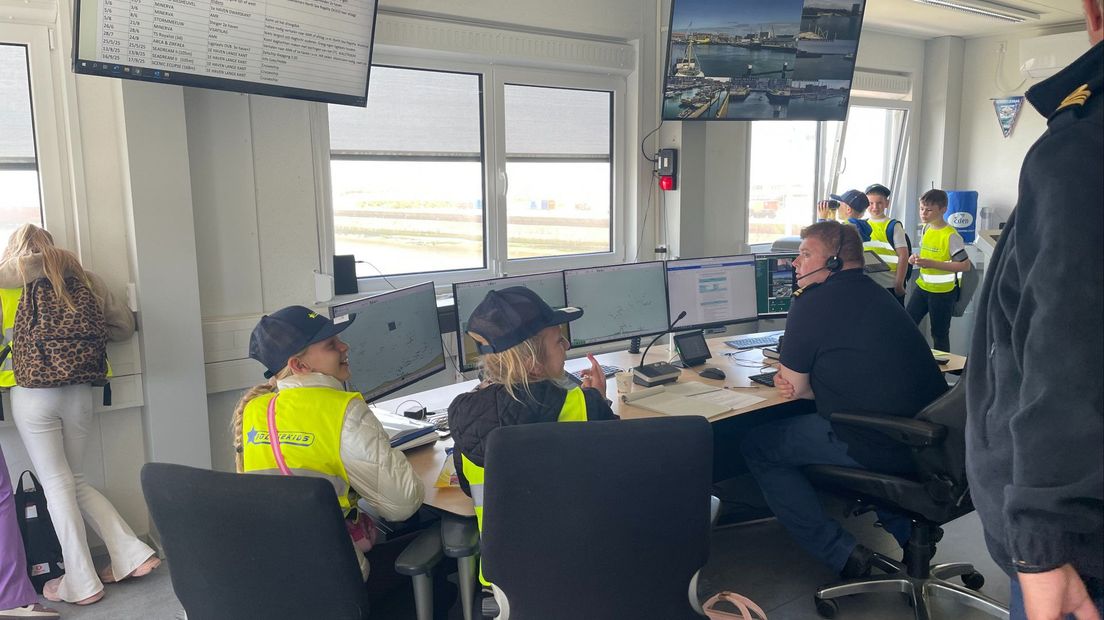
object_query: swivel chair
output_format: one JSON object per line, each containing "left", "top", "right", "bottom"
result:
{"left": 802, "top": 380, "right": 1008, "bottom": 620}
{"left": 479, "top": 417, "right": 714, "bottom": 620}
{"left": 141, "top": 463, "right": 442, "bottom": 620}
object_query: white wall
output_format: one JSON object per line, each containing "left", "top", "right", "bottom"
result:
{"left": 955, "top": 25, "right": 1090, "bottom": 225}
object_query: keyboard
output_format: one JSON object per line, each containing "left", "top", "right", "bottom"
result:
{"left": 569, "top": 364, "right": 623, "bottom": 381}
{"left": 748, "top": 371, "right": 777, "bottom": 387}
{"left": 725, "top": 333, "right": 782, "bottom": 349}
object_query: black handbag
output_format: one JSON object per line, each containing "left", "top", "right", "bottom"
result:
{"left": 15, "top": 470, "right": 66, "bottom": 592}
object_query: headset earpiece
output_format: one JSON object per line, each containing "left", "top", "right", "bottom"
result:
{"left": 825, "top": 225, "right": 846, "bottom": 273}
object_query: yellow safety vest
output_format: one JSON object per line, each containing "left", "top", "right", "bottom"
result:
{"left": 917, "top": 225, "right": 959, "bottom": 293}
{"left": 461, "top": 385, "right": 589, "bottom": 585}
{"left": 866, "top": 220, "right": 900, "bottom": 272}
{"left": 0, "top": 286, "right": 115, "bottom": 389}
{"left": 242, "top": 387, "right": 360, "bottom": 512}
{"left": 0, "top": 288, "right": 19, "bottom": 388}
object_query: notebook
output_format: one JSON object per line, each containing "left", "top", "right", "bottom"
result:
{"left": 621, "top": 382, "right": 764, "bottom": 420}
{"left": 370, "top": 409, "right": 439, "bottom": 450}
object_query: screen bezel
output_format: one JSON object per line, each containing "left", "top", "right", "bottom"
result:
{"left": 562, "top": 260, "right": 671, "bottom": 348}
{"left": 755, "top": 252, "right": 800, "bottom": 319}
{"left": 665, "top": 253, "right": 759, "bottom": 332}
{"left": 450, "top": 270, "right": 568, "bottom": 373}
{"left": 71, "top": 0, "right": 379, "bottom": 107}
{"left": 660, "top": 0, "right": 868, "bottom": 122}
{"left": 328, "top": 281, "right": 446, "bottom": 403}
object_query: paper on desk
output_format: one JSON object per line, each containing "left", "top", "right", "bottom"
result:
{"left": 622, "top": 383, "right": 732, "bottom": 419}
{"left": 690, "top": 389, "right": 764, "bottom": 411}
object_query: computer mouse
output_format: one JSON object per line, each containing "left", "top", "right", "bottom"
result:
{"left": 699, "top": 367, "right": 726, "bottom": 380}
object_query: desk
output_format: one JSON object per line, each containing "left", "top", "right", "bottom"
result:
{"left": 378, "top": 333, "right": 967, "bottom": 516}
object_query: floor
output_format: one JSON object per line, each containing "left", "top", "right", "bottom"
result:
{"left": 43, "top": 502, "right": 1010, "bottom": 620}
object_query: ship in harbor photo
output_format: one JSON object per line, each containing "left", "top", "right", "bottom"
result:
{"left": 662, "top": 0, "right": 804, "bottom": 120}
{"left": 663, "top": 0, "right": 867, "bottom": 121}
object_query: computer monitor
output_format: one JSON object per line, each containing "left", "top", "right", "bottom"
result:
{"left": 329, "top": 282, "right": 446, "bottom": 403}
{"left": 755, "top": 253, "right": 799, "bottom": 318}
{"left": 563, "top": 261, "right": 670, "bottom": 347}
{"left": 666, "top": 254, "right": 758, "bottom": 331}
{"left": 452, "top": 271, "right": 567, "bottom": 372}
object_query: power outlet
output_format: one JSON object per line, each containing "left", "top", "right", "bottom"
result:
{"left": 656, "top": 148, "right": 678, "bottom": 176}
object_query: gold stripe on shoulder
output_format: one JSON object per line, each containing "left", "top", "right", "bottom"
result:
{"left": 1057, "top": 83, "right": 1091, "bottom": 111}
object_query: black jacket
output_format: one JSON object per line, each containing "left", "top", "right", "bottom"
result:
{"left": 965, "top": 42, "right": 1103, "bottom": 580}
{"left": 447, "top": 380, "right": 617, "bottom": 496}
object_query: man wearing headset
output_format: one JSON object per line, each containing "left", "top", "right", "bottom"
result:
{"left": 740, "top": 221, "right": 949, "bottom": 579}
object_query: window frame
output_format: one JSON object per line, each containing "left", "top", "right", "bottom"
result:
{"left": 315, "top": 54, "right": 628, "bottom": 295}
{"left": 0, "top": 23, "right": 76, "bottom": 246}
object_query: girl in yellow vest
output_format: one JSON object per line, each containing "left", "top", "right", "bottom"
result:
{"left": 231, "top": 305, "right": 424, "bottom": 593}
{"left": 446, "top": 286, "right": 617, "bottom": 617}
{"left": 905, "top": 189, "right": 973, "bottom": 352}
{"left": 0, "top": 224, "right": 157, "bottom": 606}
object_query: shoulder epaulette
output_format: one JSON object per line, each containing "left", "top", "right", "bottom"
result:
{"left": 793, "top": 282, "right": 820, "bottom": 297}
{"left": 1056, "top": 83, "right": 1091, "bottom": 112}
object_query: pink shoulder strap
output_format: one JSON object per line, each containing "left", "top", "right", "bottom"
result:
{"left": 266, "top": 394, "right": 292, "bottom": 476}
{"left": 702, "top": 591, "right": 767, "bottom": 620}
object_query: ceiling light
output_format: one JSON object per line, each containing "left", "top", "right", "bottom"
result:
{"left": 912, "top": 0, "right": 1041, "bottom": 23}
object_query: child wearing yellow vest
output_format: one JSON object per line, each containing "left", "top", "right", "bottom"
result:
{"left": 232, "top": 306, "right": 424, "bottom": 587}
{"left": 446, "top": 287, "right": 617, "bottom": 618}
{"left": 906, "top": 190, "right": 973, "bottom": 352}
{"left": 865, "top": 183, "right": 909, "bottom": 301}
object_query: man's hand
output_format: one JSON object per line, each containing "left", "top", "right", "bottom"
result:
{"left": 773, "top": 371, "right": 795, "bottom": 399}
{"left": 1019, "top": 564, "right": 1101, "bottom": 620}
{"left": 578, "top": 353, "right": 606, "bottom": 398}
{"left": 894, "top": 283, "right": 906, "bottom": 298}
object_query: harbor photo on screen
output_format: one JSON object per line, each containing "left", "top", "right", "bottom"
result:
{"left": 662, "top": 0, "right": 866, "bottom": 121}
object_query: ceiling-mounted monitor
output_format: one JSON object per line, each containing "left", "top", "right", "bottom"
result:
{"left": 72, "top": 0, "right": 379, "bottom": 107}
{"left": 662, "top": 0, "right": 867, "bottom": 121}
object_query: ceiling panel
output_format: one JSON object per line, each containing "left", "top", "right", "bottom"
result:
{"left": 863, "top": 0, "right": 1082, "bottom": 38}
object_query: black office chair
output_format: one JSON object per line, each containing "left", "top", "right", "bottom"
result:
{"left": 479, "top": 417, "right": 714, "bottom": 620}
{"left": 802, "top": 380, "right": 1008, "bottom": 619}
{"left": 141, "top": 463, "right": 441, "bottom": 620}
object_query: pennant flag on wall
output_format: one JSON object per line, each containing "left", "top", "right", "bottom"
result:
{"left": 991, "top": 96, "right": 1025, "bottom": 138}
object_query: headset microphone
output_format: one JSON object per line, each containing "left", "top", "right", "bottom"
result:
{"left": 796, "top": 265, "right": 829, "bottom": 281}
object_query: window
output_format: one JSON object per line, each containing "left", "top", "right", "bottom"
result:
{"left": 747, "top": 122, "right": 818, "bottom": 245}
{"left": 328, "top": 67, "right": 485, "bottom": 278}
{"left": 0, "top": 43, "right": 43, "bottom": 242}
{"left": 503, "top": 84, "right": 612, "bottom": 260}
{"left": 831, "top": 106, "right": 908, "bottom": 196}
{"left": 327, "top": 63, "right": 621, "bottom": 284}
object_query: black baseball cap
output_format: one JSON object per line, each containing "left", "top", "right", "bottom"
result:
{"left": 829, "top": 189, "right": 870, "bottom": 212}
{"left": 249, "top": 305, "right": 355, "bottom": 378}
{"left": 467, "top": 286, "right": 582, "bottom": 354}
{"left": 865, "top": 183, "right": 891, "bottom": 198}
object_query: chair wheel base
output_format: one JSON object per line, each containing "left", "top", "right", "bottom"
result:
{"left": 815, "top": 597, "right": 839, "bottom": 618}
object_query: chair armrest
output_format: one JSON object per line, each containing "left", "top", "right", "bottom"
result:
{"left": 440, "top": 513, "right": 480, "bottom": 558}
{"left": 828, "top": 412, "right": 946, "bottom": 447}
{"left": 394, "top": 526, "right": 443, "bottom": 576}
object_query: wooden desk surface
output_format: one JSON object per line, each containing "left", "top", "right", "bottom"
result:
{"left": 378, "top": 333, "right": 967, "bottom": 516}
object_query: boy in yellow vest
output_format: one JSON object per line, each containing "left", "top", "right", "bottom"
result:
{"left": 906, "top": 189, "right": 972, "bottom": 352}
{"left": 865, "top": 183, "right": 910, "bottom": 302}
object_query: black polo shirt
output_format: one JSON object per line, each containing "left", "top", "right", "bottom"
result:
{"left": 780, "top": 268, "right": 948, "bottom": 472}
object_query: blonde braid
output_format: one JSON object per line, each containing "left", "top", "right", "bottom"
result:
{"left": 231, "top": 367, "right": 293, "bottom": 472}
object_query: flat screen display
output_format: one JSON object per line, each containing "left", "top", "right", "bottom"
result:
{"left": 662, "top": 0, "right": 867, "bottom": 121}
{"left": 755, "top": 253, "right": 799, "bottom": 317}
{"left": 564, "top": 261, "right": 670, "bottom": 347}
{"left": 73, "top": 0, "right": 379, "bottom": 106}
{"left": 666, "top": 254, "right": 758, "bottom": 330}
{"left": 452, "top": 271, "right": 567, "bottom": 372}
{"left": 329, "top": 282, "right": 446, "bottom": 403}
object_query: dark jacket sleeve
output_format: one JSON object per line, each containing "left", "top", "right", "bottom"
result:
{"left": 582, "top": 387, "right": 618, "bottom": 420}
{"left": 1002, "top": 123, "right": 1104, "bottom": 572}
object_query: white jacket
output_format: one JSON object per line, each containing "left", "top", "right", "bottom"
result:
{"left": 275, "top": 372, "right": 425, "bottom": 578}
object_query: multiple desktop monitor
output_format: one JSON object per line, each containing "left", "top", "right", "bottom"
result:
{"left": 328, "top": 252, "right": 798, "bottom": 404}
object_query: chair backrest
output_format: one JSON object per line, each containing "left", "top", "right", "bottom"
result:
{"left": 913, "top": 380, "right": 969, "bottom": 494}
{"left": 481, "top": 417, "right": 713, "bottom": 620}
{"left": 141, "top": 463, "right": 369, "bottom": 620}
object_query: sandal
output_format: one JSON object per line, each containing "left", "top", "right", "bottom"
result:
{"left": 99, "top": 555, "right": 161, "bottom": 584}
{"left": 42, "top": 578, "right": 104, "bottom": 606}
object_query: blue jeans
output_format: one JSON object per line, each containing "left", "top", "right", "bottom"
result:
{"left": 741, "top": 414, "right": 912, "bottom": 573}
{"left": 1010, "top": 574, "right": 1104, "bottom": 620}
